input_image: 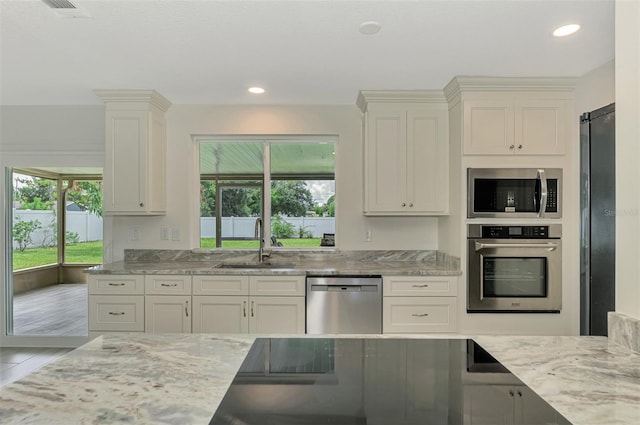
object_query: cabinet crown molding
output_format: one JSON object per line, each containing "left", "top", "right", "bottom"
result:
{"left": 94, "top": 89, "right": 172, "bottom": 112}
{"left": 357, "top": 90, "right": 446, "bottom": 112}
{"left": 443, "top": 76, "right": 577, "bottom": 102}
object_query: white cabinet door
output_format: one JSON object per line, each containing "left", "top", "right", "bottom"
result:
{"left": 406, "top": 106, "right": 449, "bottom": 213}
{"left": 463, "top": 100, "right": 514, "bottom": 155}
{"left": 192, "top": 296, "right": 248, "bottom": 333}
{"left": 249, "top": 296, "right": 305, "bottom": 334}
{"left": 364, "top": 105, "right": 408, "bottom": 213}
{"left": 515, "top": 100, "right": 568, "bottom": 155}
{"left": 463, "top": 385, "right": 514, "bottom": 425}
{"left": 97, "top": 90, "right": 170, "bottom": 215}
{"left": 144, "top": 295, "right": 191, "bottom": 333}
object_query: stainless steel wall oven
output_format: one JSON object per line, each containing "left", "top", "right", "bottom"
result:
{"left": 467, "top": 224, "right": 562, "bottom": 313}
{"left": 468, "top": 168, "right": 562, "bottom": 219}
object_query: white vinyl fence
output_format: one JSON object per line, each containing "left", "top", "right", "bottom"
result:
{"left": 200, "top": 217, "right": 335, "bottom": 239}
{"left": 12, "top": 209, "right": 103, "bottom": 250}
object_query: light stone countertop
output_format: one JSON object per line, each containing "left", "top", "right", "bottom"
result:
{"left": 1, "top": 333, "right": 639, "bottom": 425}
{"left": 87, "top": 249, "right": 462, "bottom": 276}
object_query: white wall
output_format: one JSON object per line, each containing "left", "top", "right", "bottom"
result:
{"left": 106, "top": 105, "right": 439, "bottom": 262}
{"left": 615, "top": 0, "right": 640, "bottom": 320}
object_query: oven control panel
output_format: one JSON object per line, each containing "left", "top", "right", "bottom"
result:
{"left": 481, "top": 225, "right": 548, "bottom": 239}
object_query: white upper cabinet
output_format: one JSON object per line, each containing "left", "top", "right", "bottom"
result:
{"left": 445, "top": 77, "right": 575, "bottom": 156}
{"left": 358, "top": 91, "right": 449, "bottom": 216}
{"left": 95, "top": 90, "right": 171, "bottom": 215}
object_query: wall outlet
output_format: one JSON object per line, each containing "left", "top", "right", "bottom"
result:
{"left": 131, "top": 227, "right": 139, "bottom": 241}
{"left": 365, "top": 229, "right": 372, "bottom": 242}
{"left": 160, "top": 227, "right": 169, "bottom": 240}
{"left": 171, "top": 228, "right": 181, "bottom": 241}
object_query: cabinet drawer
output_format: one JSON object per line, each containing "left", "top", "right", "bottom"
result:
{"left": 88, "top": 295, "right": 144, "bottom": 331}
{"left": 145, "top": 275, "right": 192, "bottom": 295}
{"left": 383, "top": 276, "right": 457, "bottom": 297}
{"left": 192, "top": 275, "right": 249, "bottom": 295}
{"left": 383, "top": 297, "right": 457, "bottom": 333}
{"left": 88, "top": 275, "right": 144, "bottom": 295}
{"left": 249, "top": 275, "right": 305, "bottom": 296}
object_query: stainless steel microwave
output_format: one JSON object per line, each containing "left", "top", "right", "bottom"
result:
{"left": 467, "top": 168, "right": 562, "bottom": 219}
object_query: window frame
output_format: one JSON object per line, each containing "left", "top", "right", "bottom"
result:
{"left": 195, "top": 135, "right": 337, "bottom": 250}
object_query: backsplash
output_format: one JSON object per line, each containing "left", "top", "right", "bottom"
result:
{"left": 123, "top": 248, "right": 460, "bottom": 269}
{"left": 608, "top": 312, "right": 640, "bottom": 354}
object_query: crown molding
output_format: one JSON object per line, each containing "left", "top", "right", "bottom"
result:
{"left": 93, "top": 89, "right": 172, "bottom": 112}
{"left": 443, "top": 76, "right": 577, "bottom": 102}
{"left": 356, "top": 90, "right": 446, "bottom": 112}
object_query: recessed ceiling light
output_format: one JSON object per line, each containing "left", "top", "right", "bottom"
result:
{"left": 553, "top": 24, "right": 581, "bottom": 37}
{"left": 248, "top": 87, "right": 265, "bottom": 94}
{"left": 359, "top": 21, "right": 382, "bottom": 35}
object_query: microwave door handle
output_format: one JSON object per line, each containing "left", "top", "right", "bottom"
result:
{"left": 537, "top": 169, "right": 548, "bottom": 217}
{"left": 475, "top": 242, "right": 559, "bottom": 251}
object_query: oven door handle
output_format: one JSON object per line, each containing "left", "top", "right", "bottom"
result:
{"left": 475, "top": 242, "right": 559, "bottom": 251}
{"left": 537, "top": 169, "right": 548, "bottom": 218}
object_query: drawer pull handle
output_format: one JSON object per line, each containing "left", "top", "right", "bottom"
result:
{"left": 412, "top": 284, "right": 429, "bottom": 288}
{"left": 412, "top": 313, "right": 429, "bottom": 317}
{"left": 108, "top": 312, "right": 125, "bottom": 316}
{"left": 160, "top": 283, "right": 178, "bottom": 287}
{"left": 108, "top": 283, "right": 126, "bottom": 286}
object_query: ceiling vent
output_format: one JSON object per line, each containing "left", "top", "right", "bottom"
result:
{"left": 42, "top": 0, "right": 76, "bottom": 9}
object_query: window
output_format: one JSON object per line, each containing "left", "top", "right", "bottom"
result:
{"left": 199, "top": 138, "right": 336, "bottom": 249}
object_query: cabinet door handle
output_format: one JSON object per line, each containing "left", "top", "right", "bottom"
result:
{"left": 139, "top": 202, "right": 144, "bottom": 207}
{"left": 401, "top": 202, "right": 406, "bottom": 207}
{"left": 412, "top": 284, "right": 429, "bottom": 288}
{"left": 409, "top": 203, "right": 413, "bottom": 207}
{"left": 243, "top": 301, "right": 247, "bottom": 317}
{"left": 160, "top": 283, "right": 178, "bottom": 287}
{"left": 108, "top": 312, "right": 125, "bottom": 316}
{"left": 509, "top": 390, "right": 515, "bottom": 397}
{"left": 251, "top": 301, "right": 255, "bottom": 317}
{"left": 509, "top": 144, "right": 515, "bottom": 150}
{"left": 517, "top": 390, "right": 522, "bottom": 397}
{"left": 412, "top": 313, "right": 429, "bottom": 317}
{"left": 185, "top": 300, "right": 189, "bottom": 317}
{"left": 517, "top": 144, "right": 523, "bottom": 150}
{"left": 108, "top": 283, "right": 126, "bottom": 287}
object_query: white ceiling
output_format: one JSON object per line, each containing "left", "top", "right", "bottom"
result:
{"left": 0, "top": 0, "right": 615, "bottom": 106}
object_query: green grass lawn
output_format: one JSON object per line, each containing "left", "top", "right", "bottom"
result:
{"left": 13, "top": 241, "right": 103, "bottom": 271}
{"left": 13, "top": 238, "right": 325, "bottom": 270}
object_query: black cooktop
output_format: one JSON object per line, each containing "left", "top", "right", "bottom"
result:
{"left": 210, "top": 338, "right": 571, "bottom": 425}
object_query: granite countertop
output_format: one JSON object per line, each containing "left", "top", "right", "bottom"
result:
{"left": 87, "top": 249, "right": 462, "bottom": 276}
{"left": 1, "top": 334, "right": 639, "bottom": 425}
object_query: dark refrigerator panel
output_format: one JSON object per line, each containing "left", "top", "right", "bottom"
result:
{"left": 580, "top": 103, "right": 615, "bottom": 336}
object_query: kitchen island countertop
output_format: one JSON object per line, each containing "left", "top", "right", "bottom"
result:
{"left": 0, "top": 333, "right": 638, "bottom": 425}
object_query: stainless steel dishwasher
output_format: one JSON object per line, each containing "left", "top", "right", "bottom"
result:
{"left": 306, "top": 275, "right": 382, "bottom": 334}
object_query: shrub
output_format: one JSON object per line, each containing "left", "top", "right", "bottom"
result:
{"left": 272, "top": 215, "right": 295, "bottom": 238}
{"left": 13, "top": 219, "right": 42, "bottom": 251}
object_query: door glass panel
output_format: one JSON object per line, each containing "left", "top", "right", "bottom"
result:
{"left": 64, "top": 180, "right": 104, "bottom": 264}
{"left": 482, "top": 257, "right": 547, "bottom": 297}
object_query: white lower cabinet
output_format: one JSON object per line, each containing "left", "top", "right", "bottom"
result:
{"left": 88, "top": 295, "right": 144, "bottom": 332}
{"left": 145, "top": 295, "right": 191, "bottom": 333}
{"left": 463, "top": 385, "right": 570, "bottom": 425}
{"left": 192, "top": 275, "right": 306, "bottom": 334}
{"left": 383, "top": 276, "right": 458, "bottom": 333}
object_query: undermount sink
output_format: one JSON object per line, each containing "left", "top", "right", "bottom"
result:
{"left": 215, "top": 262, "right": 296, "bottom": 269}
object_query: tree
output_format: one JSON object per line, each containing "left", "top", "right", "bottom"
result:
{"left": 199, "top": 182, "right": 256, "bottom": 217}
{"left": 271, "top": 181, "right": 314, "bottom": 217}
{"left": 67, "top": 181, "right": 103, "bottom": 216}
{"left": 14, "top": 176, "right": 56, "bottom": 210}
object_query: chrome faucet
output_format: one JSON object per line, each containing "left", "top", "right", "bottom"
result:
{"left": 254, "top": 217, "right": 270, "bottom": 262}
